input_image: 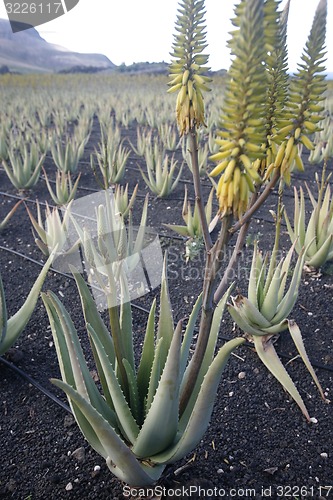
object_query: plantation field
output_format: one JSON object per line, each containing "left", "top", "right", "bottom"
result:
{"left": 0, "top": 73, "right": 332, "bottom": 499}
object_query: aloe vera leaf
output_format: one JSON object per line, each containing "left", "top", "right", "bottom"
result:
{"left": 163, "top": 223, "right": 191, "bottom": 237}
{"left": 227, "top": 302, "right": 267, "bottom": 337}
{"left": 260, "top": 262, "right": 283, "bottom": 322}
{"left": 132, "top": 321, "right": 182, "bottom": 458}
{"left": 87, "top": 324, "right": 139, "bottom": 444}
{"left": 248, "top": 242, "right": 260, "bottom": 308}
{"left": 52, "top": 379, "right": 165, "bottom": 486}
{"left": 288, "top": 320, "right": 326, "bottom": 400}
{"left": 151, "top": 337, "right": 245, "bottom": 464}
{"left": 170, "top": 160, "right": 183, "bottom": 193}
{"left": 119, "top": 280, "right": 135, "bottom": 373}
{"left": 180, "top": 286, "right": 233, "bottom": 426}
{"left": 253, "top": 335, "right": 310, "bottom": 421}
{"left": 179, "top": 292, "right": 203, "bottom": 380}
{"left": 43, "top": 293, "right": 116, "bottom": 423}
{"left": 71, "top": 266, "right": 115, "bottom": 365}
{"left": 272, "top": 249, "right": 305, "bottom": 324}
{"left": 278, "top": 241, "right": 296, "bottom": 303}
{"left": 306, "top": 234, "right": 333, "bottom": 268}
{"left": 122, "top": 358, "right": 141, "bottom": 425}
{"left": 144, "top": 336, "right": 164, "bottom": 415}
{"left": 0, "top": 200, "right": 22, "bottom": 231}
{"left": 2, "top": 251, "right": 54, "bottom": 355}
{"left": 137, "top": 299, "right": 156, "bottom": 405}
{"left": 156, "top": 256, "right": 174, "bottom": 367}
{"left": 43, "top": 295, "right": 117, "bottom": 459}
{"left": 284, "top": 208, "right": 296, "bottom": 246}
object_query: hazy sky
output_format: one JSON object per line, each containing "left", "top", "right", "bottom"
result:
{"left": 0, "top": 0, "right": 332, "bottom": 73}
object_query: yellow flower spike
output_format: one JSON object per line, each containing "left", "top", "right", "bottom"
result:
{"left": 168, "top": 0, "right": 211, "bottom": 135}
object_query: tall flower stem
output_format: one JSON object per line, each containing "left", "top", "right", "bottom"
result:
{"left": 188, "top": 128, "right": 213, "bottom": 252}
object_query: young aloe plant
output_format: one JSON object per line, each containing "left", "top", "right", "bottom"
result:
{"left": 284, "top": 170, "right": 333, "bottom": 268}
{"left": 50, "top": 135, "right": 85, "bottom": 174}
{"left": 0, "top": 250, "right": 55, "bottom": 355}
{"left": 139, "top": 153, "right": 183, "bottom": 198}
{"left": 128, "top": 126, "right": 152, "bottom": 157}
{"left": 113, "top": 183, "right": 138, "bottom": 220}
{"left": 228, "top": 208, "right": 327, "bottom": 420}
{"left": 43, "top": 168, "right": 81, "bottom": 206}
{"left": 25, "top": 201, "right": 77, "bottom": 257}
{"left": 91, "top": 137, "right": 130, "bottom": 188}
{"left": 42, "top": 261, "right": 244, "bottom": 486}
{"left": 2, "top": 140, "right": 45, "bottom": 191}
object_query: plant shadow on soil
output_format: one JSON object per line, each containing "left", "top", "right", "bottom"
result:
{"left": 0, "top": 119, "right": 332, "bottom": 499}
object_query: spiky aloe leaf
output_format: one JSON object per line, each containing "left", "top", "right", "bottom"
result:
{"left": 51, "top": 379, "right": 165, "bottom": 486}
{"left": 252, "top": 335, "right": 311, "bottom": 421}
{"left": 307, "top": 234, "right": 333, "bottom": 268}
{"left": 180, "top": 286, "right": 233, "bottom": 424}
{"left": 42, "top": 292, "right": 118, "bottom": 459}
{"left": 132, "top": 321, "right": 183, "bottom": 458}
{"left": 70, "top": 267, "right": 116, "bottom": 409}
{"left": 137, "top": 299, "right": 156, "bottom": 406}
{"left": 86, "top": 324, "right": 139, "bottom": 445}
{"left": 0, "top": 200, "right": 22, "bottom": 231}
{"left": 0, "top": 250, "right": 54, "bottom": 355}
{"left": 179, "top": 292, "right": 203, "bottom": 379}
{"left": 156, "top": 256, "right": 174, "bottom": 371}
{"left": 272, "top": 247, "right": 305, "bottom": 324}
{"left": 287, "top": 320, "right": 326, "bottom": 401}
{"left": 150, "top": 337, "right": 245, "bottom": 464}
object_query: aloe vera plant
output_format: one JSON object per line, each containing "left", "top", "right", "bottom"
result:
{"left": 50, "top": 135, "right": 85, "bottom": 174}
{"left": 2, "top": 140, "right": 45, "bottom": 191}
{"left": 284, "top": 169, "right": 333, "bottom": 268}
{"left": 43, "top": 169, "right": 81, "bottom": 206}
{"left": 139, "top": 153, "right": 183, "bottom": 198}
{"left": 0, "top": 251, "right": 54, "bottom": 355}
{"left": 25, "top": 201, "right": 77, "bottom": 257}
{"left": 228, "top": 238, "right": 326, "bottom": 420}
{"left": 42, "top": 263, "right": 244, "bottom": 486}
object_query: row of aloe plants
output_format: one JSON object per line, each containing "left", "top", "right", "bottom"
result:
{"left": 0, "top": 0, "right": 332, "bottom": 489}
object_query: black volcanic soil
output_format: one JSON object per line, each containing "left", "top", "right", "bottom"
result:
{"left": 0, "top": 119, "right": 332, "bottom": 500}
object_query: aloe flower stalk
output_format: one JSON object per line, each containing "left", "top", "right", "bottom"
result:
{"left": 168, "top": 0, "right": 211, "bottom": 136}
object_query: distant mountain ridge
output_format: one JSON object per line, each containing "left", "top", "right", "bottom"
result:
{"left": 0, "top": 18, "right": 114, "bottom": 73}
